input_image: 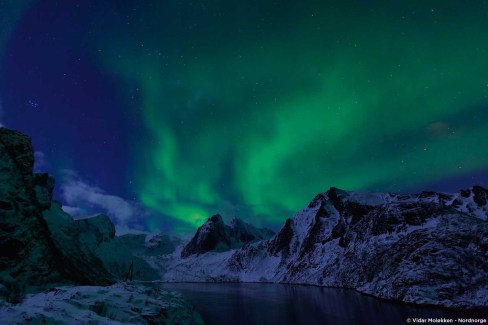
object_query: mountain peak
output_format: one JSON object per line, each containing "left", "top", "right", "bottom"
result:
{"left": 208, "top": 214, "right": 224, "bottom": 224}
{"left": 181, "top": 215, "right": 275, "bottom": 258}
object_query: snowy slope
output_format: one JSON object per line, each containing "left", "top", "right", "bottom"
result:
{"left": 2, "top": 127, "right": 486, "bottom": 310}
{"left": 0, "top": 283, "right": 203, "bottom": 324}
{"left": 157, "top": 187, "right": 488, "bottom": 308}
{"left": 181, "top": 214, "right": 274, "bottom": 258}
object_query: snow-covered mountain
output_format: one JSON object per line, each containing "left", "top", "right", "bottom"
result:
{"left": 2, "top": 126, "right": 487, "bottom": 310}
{"left": 0, "top": 127, "right": 203, "bottom": 323}
{"left": 159, "top": 187, "right": 488, "bottom": 308}
{"left": 181, "top": 214, "right": 275, "bottom": 258}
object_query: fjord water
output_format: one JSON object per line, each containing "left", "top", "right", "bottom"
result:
{"left": 156, "top": 283, "right": 467, "bottom": 325}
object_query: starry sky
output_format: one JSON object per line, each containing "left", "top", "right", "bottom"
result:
{"left": 1, "top": 0, "right": 488, "bottom": 234}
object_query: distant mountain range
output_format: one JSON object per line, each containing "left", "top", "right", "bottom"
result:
{"left": 0, "top": 127, "right": 486, "bottom": 310}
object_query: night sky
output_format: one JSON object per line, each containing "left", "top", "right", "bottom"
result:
{"left": 1, "top": 0, "right": 488, "bottom": 234}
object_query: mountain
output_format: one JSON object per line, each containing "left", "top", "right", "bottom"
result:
{"left": 145, "top": 233, "right": 180, "bottom": 256}
{"left": 0, "top": 128, "right": 113, "bottom": 301}
{"left": 181, "top": 214, "right": 275, "bottom": 258}
{"left": 2, "top": 126, "right": 486, "bottom": 309}
{"left": 161, "top": 187, "right": 488, "bottom": 309}
{"left": 0, "top": 127, "right": 203, "bottom": 322}
{"left": 93, "top": 232, "right": 175, "bottom": 281}
{"left": 42, "top": 202, "right": 161, "bottom": 282}
{"left": 0, "top": 127, "right": 161, "bottom": 299}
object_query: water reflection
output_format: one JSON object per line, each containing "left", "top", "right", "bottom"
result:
{"left": 155, "top": 283, "right": 484, "bottom": 325}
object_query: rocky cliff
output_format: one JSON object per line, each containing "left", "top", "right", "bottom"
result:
{"left": 0, "top": 127, "right": 204, "bottom": 322}
{"left": 0, "top": 128, "right": 113, "bottom": 300}
{"left": 0, "top": 127, "right": 166, "bottom": 292}
{"left": 162, "top": 187, "right": 488, "bottom": 309}
{"left": 2, "top": 127, "right": 487, "bottom": 309}
{"left": 41, "top": 202, "right": 160, "bottom": 282}
{"left": 181, "top": 214, "right": 274, "bottom": 258}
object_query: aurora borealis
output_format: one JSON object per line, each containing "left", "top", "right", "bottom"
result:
{"left": 1, "top": 1, "right": 488, "bottom": 233}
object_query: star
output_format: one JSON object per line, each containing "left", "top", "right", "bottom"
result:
{"left": 27, "top": 100, "right": 39, "bottom": 109}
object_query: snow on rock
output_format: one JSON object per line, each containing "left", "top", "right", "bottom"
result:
{"left": 0, "top": 283, "right": 204, "bottom": 324}
{"left": 180, "top": 214, "right": 274, "bottom": 258}
{"left": 228, "top": 218, "right": 275, "bottom": 247}
{"left": 2, "top": 127, "right": 487, "bottom": 310}
{"left": 158, "top": 187, "right": 488, "bottom": 309}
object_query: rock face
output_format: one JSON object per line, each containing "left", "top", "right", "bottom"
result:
{"left": 3, "top": 127, "right": 487, "bottom": 309}
{"left": 93, "top": 233, "right": 166, "bottom": 281}
{"left": 181, "top": 214, "right": 275, "bottom": 258}
{"left": 0, "top": 127, "right": 165, "bottom": 292}
{"left": 0, "top": 128, "right": 205, "bottom": 322}
{"left": 0, "top": 128, "right": 113, "bottom": 299}
{"left": 42, "top": 204, "right": 115, "bottom": 285}
{"left": 232, "top": 187, "right": 488, "bottom": 308}
{"left": 42, "top": 203, "right": 160, "bottom": 282}
{"left": 0, "top": 283, "right": 204, "bottom": 324}
{"left": 228, "top": 218, "right": 275, "bottom": 247}
{"left": 145, "top": 233, "right": 179, "bottom": 256}
{"left": 165, "top": 187, "right": 488, "bottom": 308}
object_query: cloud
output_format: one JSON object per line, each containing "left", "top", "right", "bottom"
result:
{"left": 61, "top": 205, "right": 83, "bottom": 216}
{"left": 60, "top": 170, "right": 147, "bottom": 234}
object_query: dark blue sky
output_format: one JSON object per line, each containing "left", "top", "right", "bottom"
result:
{"left": 1, "top": 0, "right": 488, "bottom": 234}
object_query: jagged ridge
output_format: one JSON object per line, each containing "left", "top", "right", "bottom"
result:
{"left": 181, "top": 214, "right": 275, "bottom": 258}
{"left": 163, "top": 186, "right": 488, "bottom": 309}
{"left": 0, "top": 128, "right": 113, "bottom": 297}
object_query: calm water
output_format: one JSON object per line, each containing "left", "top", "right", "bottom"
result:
{"left": 155, "top": 282, "right": 486, "bottom": 325}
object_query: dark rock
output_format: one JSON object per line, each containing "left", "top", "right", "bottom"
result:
{"left": 76, "top": 214, "right": 116, "bottom": 244}
{"left": 343, "top": 202, "right": 372, "bottom": 225}
{"left": 181, "top": 214, "right": 230, "bottom": 258}
{"left": 181, "top": 214, "right": 274, "bottom": 258}
{"left": 301, "top": 202, "right": 333, "bottom": 253}
{"left": 0, "top": 200, "right": 12, "bottom": 210}
{"left": 331, "top": 217, "right": 346, "bottom": 239}
{"left": 472, "top": 185, "right": 488, "bottom": 207}
{"left": 0, "top": 127, "right": 114, "bottom": 294}
{"left": 307, "top": 193, "right": 327, "bottom": 209}
{"left": 92, "top": 233, "right": 161, "bottom": 281}
{"left": 217, "top": 186, "right": 488, "bottom": 308}
{"left": 145, "top": 234, "right": 177, "bottom": 255}
{"left": 326, "top": 187, "right": 347, "bottom": 212}
{"left": 228, "top": 218, "right": 275, "bottom": 246}
{"left": 0, "top": 128, "right": 34, "bottom": 178}
{"left": 268, "top": 218, "right": 293, "bottom": 257}
{"left": 33, "top": 173, "right": 55, "bottom": 209}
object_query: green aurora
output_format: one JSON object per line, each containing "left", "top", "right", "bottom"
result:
{"left": 84, "top": 2, "right": 488, "bottom": 230}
